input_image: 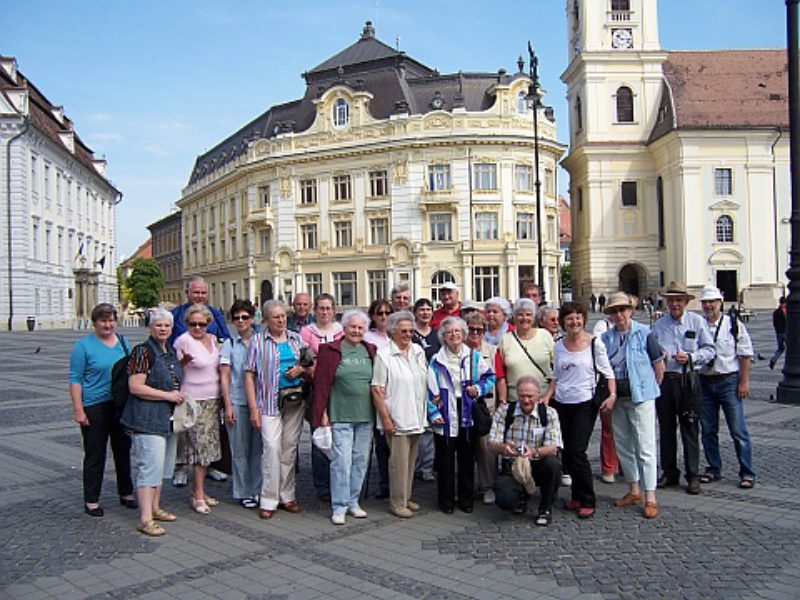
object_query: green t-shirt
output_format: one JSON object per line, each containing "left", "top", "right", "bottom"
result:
{"left": 329, "top": 343, "right": 374, "bottom": 423}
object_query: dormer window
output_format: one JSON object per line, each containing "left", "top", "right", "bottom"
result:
{"left": 517, "top": 91, "right": 527, "bottom": 115}
{"left": 333, "top": 99, "right": 349, "bottom": 129}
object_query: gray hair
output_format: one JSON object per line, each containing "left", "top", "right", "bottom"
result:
{"left": 341, "top": 309, "right": 369, "bottom": 329}
{"left": 391, "top": 282, "right": 410, "bottom": 298}
{"left": 184, "top": 303, "right": 212, "bottom": 324}
{"left": 513, "top": 298, "right": 537, "bottom": 316}
{"left": 437, "top": 316, "right": 468, "bottom": 344}
{"left": 262, "top": 299, "right": 286, "bottom": 319}
{"left": 149, "top": 308, "right": 173, "bottom": 327}
{"left": 185, "top": 275, "right": 206, "bottom": 290}
{"left": 484, "top": 296, "right": 511, "bottom": 317}
{"left": 386, "top": 310, "right": 415, "bottom": 335}
{"left": 516, "top": 375, "right": 541, "bottom": 395}
{"left": 536, "top": 305, "right": 558, "bottom": 323}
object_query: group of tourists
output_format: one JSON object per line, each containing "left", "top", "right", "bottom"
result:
{"left": 69, "top": 276, "right": 758, "bottom": 536}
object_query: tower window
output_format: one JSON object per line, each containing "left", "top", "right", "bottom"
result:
{"left": 616, "top": 86, "right": 634, "bottom": 122}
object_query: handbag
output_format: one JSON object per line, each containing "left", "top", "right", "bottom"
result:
{"left": 679, "top": 357, "right": 702, "bottom": 419}
{"left": 590, "top": 337, "right": 611, "bottom": 409}
{"left": 472, "top": 398, "right": 492, "bottom": 436}
{"left": 278, "top": 386, "right": 305, "bottom": 413}
{"left": 173, "top": 396, "right": 198, "bottom": 433}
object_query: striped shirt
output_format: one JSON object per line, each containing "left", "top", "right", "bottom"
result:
{"left": 245, "top": 330, "right": 307, "bottom": 416}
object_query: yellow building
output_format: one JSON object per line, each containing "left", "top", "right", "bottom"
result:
{"left": 178, "top": 23, "right": 565, "bottom": 309}
{"left": 561, "top": 0, "right": 789, "bottom": 307}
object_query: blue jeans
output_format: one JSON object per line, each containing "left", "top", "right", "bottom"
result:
{"left": 700, "top": 373, "right": 755, "bottom": 480}
{"left": 226, "top": 404, "right": 263, "bottom": 500}
{"left": 330, "top": 422, "right": 373, "bottom": 515}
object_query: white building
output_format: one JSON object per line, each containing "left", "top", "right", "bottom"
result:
{"left": 0, "top": 55, "right": 120, "bottom": 330}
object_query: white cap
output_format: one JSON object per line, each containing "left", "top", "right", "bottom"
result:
{"left": 440, "top": 282, "right": 458, "bottom": 292}
{"left": 699, "top": 286, "right": 724, "bottom": 302}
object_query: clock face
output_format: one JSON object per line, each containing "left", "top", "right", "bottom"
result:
{"left": 611, "top": 28, "right": 633, "bottom": 49}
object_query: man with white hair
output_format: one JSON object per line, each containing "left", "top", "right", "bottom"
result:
{"left": 697, "top": 286, "right": 755, "bottom": 489}
{"left": 431, "top": 282, "right": 461, "bottom": 329}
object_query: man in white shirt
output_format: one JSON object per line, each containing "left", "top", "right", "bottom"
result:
{"left": 697, "top": 286, "right": 755, "bottom": 489}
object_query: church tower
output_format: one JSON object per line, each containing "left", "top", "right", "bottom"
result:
{"left": 561, "top": 0, "right": 667, "bottom": 300}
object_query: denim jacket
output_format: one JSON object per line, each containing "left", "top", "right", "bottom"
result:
{"left": 120, "top": 337, "right": 183, "bottom": 435}
{"left": 602, "top": 320, "right": 660, "bottom": 405}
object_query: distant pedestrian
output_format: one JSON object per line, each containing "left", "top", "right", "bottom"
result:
{"left": 589, "top": 293, "right": 597, "bottom": 313}
{"left": 770, "top": 296, "right": 787, "bottom": 370}
{"left": 598, "top": 294, "right": 607, "bottom": 313}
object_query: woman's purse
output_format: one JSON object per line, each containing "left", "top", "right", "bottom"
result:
{"left": 472, "top": 398, "right": 492, "bottom": 436}
{"left": 173, "top": 395, "right": 199, "bottom": 433}
{"left": 591, "top": 338, "right": 611, "bottom": 409}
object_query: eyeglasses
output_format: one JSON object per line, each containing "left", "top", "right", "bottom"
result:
{"left": 232, "top": 315, "right": 251, "bottom": 321}
{"left": 375, "top": 311, "right": 391, "bottom": 316}
{"left": 188, "top": 322, "right": 208, "bottom": 328}
{"left": 468, "top": 327, "right": 485, "bottom": 334}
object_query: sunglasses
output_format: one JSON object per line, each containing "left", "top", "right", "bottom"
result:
{"left": 232, "top": 315, "right": 252, "bottom": 321}
{"left": 375, "top": 311, "right": 391, "bottom": 316}
{"left": 468, "top": 327, "right": 485, "bottom": 334}
{"left": 188, "top": 322, "right": 208, "bottom": 328}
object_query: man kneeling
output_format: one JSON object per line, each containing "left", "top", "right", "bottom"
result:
{"left": 488, "top": 376, "right": 563, "bottom": 526}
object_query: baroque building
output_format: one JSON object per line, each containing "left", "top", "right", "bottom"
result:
{"left": 179, "top": 23, "right": 565, "bottom": 309}
{"left": 561, "top": 0, "right": 790, "bottom": 308}
{"left": 148, "top": 210, "right": 182, "bottom": 305}
{"left": 0, "top": 56, "right": 120, "bottom": 330}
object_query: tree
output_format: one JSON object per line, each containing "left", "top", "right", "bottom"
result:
{"left": 127, "top": 258, "right": 164, "bottom": 308}
{"left": 561, "top": 263, "right": 572, "bottom": 290}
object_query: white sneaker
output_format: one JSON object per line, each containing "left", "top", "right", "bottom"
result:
{"left": 561, "top": 474, "right": 572, "bottom": 487}
{"left": 207, "top": 468, "right": 228, "bottom": 482}
{"left": 482, "top": 490, "right": 496, "bottom": 505}
{"left": 348, "top": 506, "right": 368, "bottom": 518}
{"left": 331, "top": 513, "right": 346, "bottom": 525}
{"left": 172, "top": 470, "right": 188, "bottom": 487}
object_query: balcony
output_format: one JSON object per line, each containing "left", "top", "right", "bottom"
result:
{"left": 608, "top": 10, "right": 632, "bottom": 22}
{"left": 418, "top": 187, "right": 459, "bottom": 212}
{"left": 246, "top": 206, "right": 274, "bottom": 226}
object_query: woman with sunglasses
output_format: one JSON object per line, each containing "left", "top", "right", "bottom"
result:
{"left": 173, "top": 304, "right": 222, "bottom": 514}
{"left": 220, "top": 299, "right": 261, "bottom": 509}
{"left": 363, "top": 299, "right": 392, "bottom": 350}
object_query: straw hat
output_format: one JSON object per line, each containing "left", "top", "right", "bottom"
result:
{"left": 603, "top": 292, "right": 633, "bottom": 314}
{"left": 662, "top": 281, "right": 695, "bottom": 300}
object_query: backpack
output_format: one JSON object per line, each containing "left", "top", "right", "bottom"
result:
{"left": 503, "top": 400, "right": 549, "bottom": 439}
{"left": 111, "top": 336, "right": 154, "bottom": 408}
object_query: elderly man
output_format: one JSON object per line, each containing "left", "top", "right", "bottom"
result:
{"left": 169, "top": 276, "right": 231, "bottom": 486}
{"left": 390, "top": 283, "right": 412, "bottom": 313}
{"left": 521, "top": 283, "right": 542, "bottom": 308}
{"left": 287, "top": 293, "right": 315, "bottom": 333}
{"left": 697, "top": 286, "right": 755, "bottom": 489}
{"left": 488, "top": 376, "right": 562, "bottom": 526}
{"left": 652, "top": 282, "right": 715, "bottom": 494}
{"left": 431, "top": 282, "right": 461, "bottom": 329}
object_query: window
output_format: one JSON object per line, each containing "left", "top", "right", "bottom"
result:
{"left": 306, "top": 273, "right": 322, "bottom": 300}
{"left": 716, "top": 215, "right": 734, "bottom": 243}
{"left": 515, "top": 165, "right": 533, "bottom": 191}
{"left": 517, "top": 91, "right": 528, "bottom": 115}
{"left": 474, "top": 266, "right": 500, "bottom": 302}
{"left": 45, "top": 226, "right": 52, "bottom": 263}
{"left": 544, "top": 167, "right": 555, "bottom": 195}
{"left": 516, "top": 212, "right": 536, "bottom": 240}
{"left": 474, "top": 212, "right": 499, "bottom": 240}
{"left": 715, "top": 168, "right": 732, "bottom": 195}
{"left": 229, "top": 197, "right": 236, "bottom": 221}
{"left": 657, "top": 177, "right": 665, "bottom": 248}
{"left": 32, "top": 219, "right": 40, "bottom": 260}
{"left": 333, "top": 175, "right": 351, "bottom": 202}
{"left": 368, "top": 270, "right": 387, "bottom": 302}
{"left": 575, "top": 95, "right": 583, "bottom": 131}
{"left": 611, "top": 0, "right": 630, "bottom": 10}
{"left": 333, "top": 271, "right": 357, "bottom": 306}
{"left": 428, "top": 164, "right": 452, "bottom": 191}
{"left": 300, "top": 179, "right": 317, "bottom": 204}
{"left": 473, "top": 163, "right": 498, "bottom": 191}
{"left": 260, "top": 230, "right": 271, "bottom": 254}
{"left": 230, "top": 235, "right": 237, "bottom": 259}
{"left": 616, "top": 86, "right": 634, "bottom": 122}
{"left": 209, "top": 207, "right": 215, "bottom": 229}
{"left": 333, "top": 99, "right": 349, "bottom": 128}
{"left": 430, "top": 213, "right": 453, "bottom": 241}
{"left": 369, "top": 170, "right": 388, "bottom": 197}
{"left": 301, "top": 223, "right": 318, "bottom": 249}
{"left": 431, "top": 270, "right": 456, "bottom": 302}
{"left": 369, "top": 217, "right": 388, "bottom": 245}
{"left": 30, "top": 155, "right": 38, "bottom": 194}
{"left": 334, "top": 220, "right": 353, "bottom": 248}
{"left": 621, "top": 181, "right": 637, "bottom": 207}
{"left": 259, "top": 185, "right": 270, "bottom": 207}
{"left": 44, "top": 164, "right": 51, "bottom": 205}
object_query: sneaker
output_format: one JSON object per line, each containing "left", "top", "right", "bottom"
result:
{"left": 331, "top": 513, "right": 346, "bottom": 525}
{"left": 207, "top": 468, "right": 228, "bottom": 482}
{"left": 535, "top": 510, "right": 552, "bottom": 527}
{"left": 172, "top": 470, "right": 188, "bottom": 487}
{"left": 482, "top": 490, "right": 496, "bottom": 505}
{"left": 601, "top": 473, "right": 616, "bottom": 484}
{"left": 348, "top": 506, "right": 368, "bottom": 518}
{"left": 561, "top": 474, "right": 572, "bottom": 487}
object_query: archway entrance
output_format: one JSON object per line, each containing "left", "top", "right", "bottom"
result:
{"left": 618, "top": 263, "right": 646, "bottom": 298}
{"left": 260, "top": 280, "right": 273, "bottom": 303}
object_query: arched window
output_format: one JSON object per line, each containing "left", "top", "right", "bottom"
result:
{"left": 332, "top": 99, "right": 349, "bottom": 129}
{"left": 616, "top": 86, "right": 634, "bottom": 122}
{"left": 716, "top": 215, "right": 734, "bottom": 243}
{"left": 517, "top": 91, "right": 527, "bottom": 115}
{"left": 431, "top": 270, "right": 456, "bottom": 303}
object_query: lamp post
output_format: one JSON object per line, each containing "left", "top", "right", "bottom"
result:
{"left": 778, "top": 0, "right": 800, "bottom": 403}
{"left": 527, "top": 42, "right": 546, "bottom": 305}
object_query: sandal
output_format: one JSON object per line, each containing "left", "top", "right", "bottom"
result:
{"left": 191, "top": 497, "right": 211, "bottom": 514}
{"left": 699, "top": 473, "right": 720, "bottom": 484}
{"left": 137, "top": 520, "right": 165, "bottom": 537}
{"left": 153, "top": 508, "right": 177, "bottom": 522}
{"left": 204, "top": 495, "right": 219, "bottom": 507}
{"left": 739, "top": 478, "right": 755, "bottom": 489}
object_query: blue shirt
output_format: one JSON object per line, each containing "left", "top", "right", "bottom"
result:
{"left": 69, "top": 334, "right": 127, "bottom": 407}
{"left": 169, "top": 303, "right": 231, "bottom": 346}
{"left": 278, "top": 341, "right": 302, "bottom": 389}
{"left": 219, "top": 333, "right": 253, "bottom": 406}
{"left": 652, "top": 310, "right": 715, "bottom": 373}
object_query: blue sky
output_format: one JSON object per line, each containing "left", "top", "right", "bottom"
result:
{"left": 3, "top": 0, "right": 789, "bottom": 259}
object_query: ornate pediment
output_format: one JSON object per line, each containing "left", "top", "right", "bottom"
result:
{"left": 708, "top": 248, "right": 743, "bottom": 265}
{"left": 709, "top": 199, "right": 739, "bottom": 212}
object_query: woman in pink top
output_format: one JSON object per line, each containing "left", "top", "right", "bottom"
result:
{"left": 300, "top": 293, "right": 344, "bottom": 354}
{"left": 173, "top": 304, "right": 222, "bottom": 514}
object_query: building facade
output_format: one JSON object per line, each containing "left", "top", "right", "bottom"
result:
{"left": 148, "top": 210, "right": 182, "bottom": 305}
{"left": 0, "top": 56, "right": 120, "bottom": 330}
{"left": 561, "top": 0, "right": 789, "bottom": 307}
{"left": 179, "top": 23, "right": 565, "bottom": 310}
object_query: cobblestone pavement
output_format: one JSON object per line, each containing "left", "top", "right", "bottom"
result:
{"left": 1, "top": 312, "right": 799, "bottom": 599}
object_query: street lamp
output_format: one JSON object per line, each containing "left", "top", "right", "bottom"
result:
{"left": 778, "top": 0, "right": 800, "bottom": 403}
{"left": 526, "top": 42, "right": 546, "bottom": 305}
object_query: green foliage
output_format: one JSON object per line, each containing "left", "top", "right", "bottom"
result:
{"left": 561, "top": 263, "right": 572, "bottom": 289}
{"left": 116, "top": 265, "right": 131, "bottom": 304}
{"left": 127, "top": 258, "right": 164, "bottom": 308}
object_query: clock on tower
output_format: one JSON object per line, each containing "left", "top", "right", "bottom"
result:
{"left": 611, "top": 28, "right": 633, "bottom": 49}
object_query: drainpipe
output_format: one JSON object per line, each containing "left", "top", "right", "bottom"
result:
{"left": 6, "top": 116, "right": 30, "bottom": 331}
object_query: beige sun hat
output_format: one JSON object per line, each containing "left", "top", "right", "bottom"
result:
{"left": 662, "top": 281, "right": 695, "bottom": 300}
{"left": 603, "top": 291, "right": 633, "bottom": 314}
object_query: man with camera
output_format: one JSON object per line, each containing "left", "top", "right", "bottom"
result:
{"left": 488, "top": 376, "right": 562, "bottom": 526}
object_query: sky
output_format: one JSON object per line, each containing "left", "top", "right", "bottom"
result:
{"left": 3, "top": 0, "right": 790, "bottom": 260}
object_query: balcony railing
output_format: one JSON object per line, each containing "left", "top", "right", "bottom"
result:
{"left": 609, "top": 10, "right": 632, "bottom": 22}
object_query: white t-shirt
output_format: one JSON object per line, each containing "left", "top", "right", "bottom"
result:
{"left": 552, "top": 338, "right": 614, "bottom": 405}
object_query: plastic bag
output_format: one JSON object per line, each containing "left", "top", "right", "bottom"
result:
{"left": 312, "top": 426, "right": 334, "bottom": 460}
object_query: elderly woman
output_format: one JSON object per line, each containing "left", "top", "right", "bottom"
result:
{"left": 69, "top": 303, "right": 135, "bottom": 516}
{"left": 221, "top": 299, "right": 261, "bottom": 509}
{"left": 601, "top": 292, "right": 664, "bottom": 519}
{"left": 428, "top": 316, "right": 495, "bottom": 513}
{"left": 542, "top": 302, "right": 616, "bottom": 519}
{"left": 371, "top": 310, "right": 428, "bottom": 518}
{"left": 245, "top": 300, "right": 312, "bottom": 519}
{"left": 312, "top": 310, "right": 377, "bottom": 525}
{"left": 121, "top": 308, "right": 184, "bottom": 536}
{"left": 363, "top": 298, "right": 392, "bottom": 349}
{"left": 537, "top": 306, "right": 561, "bottom": 341}
{"left": 484, "top": 297, "right": 513, "bottom": 345}
{"left": 497, "top": 298, "right": 554, "bottom": 403}
{"left": 173, "top": 304, "right": 222, "bottom": 514}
